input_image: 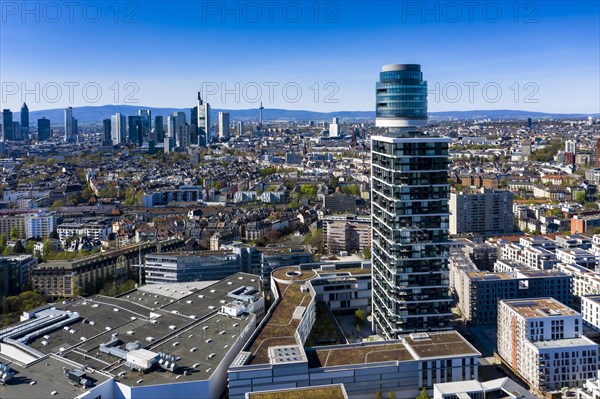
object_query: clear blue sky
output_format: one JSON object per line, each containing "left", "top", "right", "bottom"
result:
{"left": 1, "top": 0, "right": 599, "bottom": 113}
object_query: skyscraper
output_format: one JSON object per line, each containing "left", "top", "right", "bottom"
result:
{"left": 128, "top": 115, "right": 143, "bottom": 145}
{"left": 102, "top": 118, "right": 112, "bottom": 146}
{"left": 329, "top": 117, "right": 340, "bottom": 137}
{"left": 371, "top": 64, "right": 452, "bottom": 338}
{"left": 37, "top": 118, "right": 51, "bottom": 141}
{"left": 111, "top": 113, "right": 127, "bottom": 145}
{"left": 197, "top": 92, "right": 210, "bottom": 145}
{"left": 237, "top": 121, "right": 244, "bottom": 136}
{"left": 64, "top": 107, "right": 76, "bottom": 143}
{"left": 154, "top": 116, "right": 164, "bottom": 143}
{"left": 190, "top": 106, "right": 198, "bottom": 144}
{"left": 139, "top": 109, "right": 152, "bottom": 143}
{"left": 20, "top": 103, "right": 29, "bottom": 137}
{"left": 2, "top": 109, "right": 14, "bottom": 141}
{"left": 218, "top": 112, "right": 230, "bottom": 139}
{"left": 173, "top": 111, "right": 188, "bottom": 149}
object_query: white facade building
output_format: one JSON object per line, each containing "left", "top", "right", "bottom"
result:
{"left": 25, "top": 211, "right": 55, "bottom": 239}
{"left": 497, "top": 298, "right": 598, "bottom": 394}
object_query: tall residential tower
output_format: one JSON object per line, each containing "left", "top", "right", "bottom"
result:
{"left": 371, "top": 64, "right": 452, "bottom": 338}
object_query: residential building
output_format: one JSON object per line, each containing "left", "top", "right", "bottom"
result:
{"left": 25, "top": 211, "right": 56, "bottom": 239}
{"left": 32, "top": 239, "right": 184, "bottom": 296}
{"left": 449, "top": 188, "right": 514, "bottom": 236}
{"left": 0, "top": 255, "right": 37, "bottom": 298}
{"left": 371, "top": 64, "right": 452, "bottom": 337}
{"left": 497, "top": 298, "right": 598, "bottom": 394}
{"left": 456, "top": 267, "right": 572, "bottom": 325}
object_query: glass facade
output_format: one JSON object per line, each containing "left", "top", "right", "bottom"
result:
{"left": 376, "top": 65, "right": 428, "bottom": 125}
{"left": 371, "top": 64, "right": 452, "bottom": 338}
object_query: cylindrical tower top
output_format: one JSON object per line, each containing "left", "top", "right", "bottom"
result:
{"left": 376, "top": 63, "right": 428, "bottom": 128}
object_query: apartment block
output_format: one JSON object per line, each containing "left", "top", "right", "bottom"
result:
{"left": 497, "top": 298, "right": 598, "bottom": 394}
{"left": 449, "top": 188, "right": 514, "bottom": 236}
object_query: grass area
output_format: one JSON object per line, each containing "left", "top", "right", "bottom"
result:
{"left": 315, "top": 344, "right": 412, "bottom": 367}
{"left": 248, "top": 281, "right": 311, "bottom": 364}
{"left": 249, "top": 386, "right": 346, "bottom": 399}
{"left": 305, "top": 301, "right": 346, "bottom": 347}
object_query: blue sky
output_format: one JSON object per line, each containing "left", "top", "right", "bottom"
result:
{"left": 1, "top": 0, "right": 599, "bottom": 113}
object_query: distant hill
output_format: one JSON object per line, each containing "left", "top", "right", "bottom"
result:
{"left": 13, "top": 105, "right": 600, "bottom": 126}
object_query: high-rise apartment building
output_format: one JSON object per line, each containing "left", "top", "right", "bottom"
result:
{"left": 449, "top": 188, "right": 515, "bottom": 236}
{"left": 371, "top": 64, "right": 452, "bottom": 338}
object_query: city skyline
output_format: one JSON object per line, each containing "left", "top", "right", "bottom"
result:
{"left": 1, "top": 1, "right": 599, "bottom": 113}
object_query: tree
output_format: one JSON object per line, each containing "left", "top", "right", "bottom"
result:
{"left": 388, "top": 392, "right": 396, "bottom": 399}
{"left": 24, "top": 240, "right": 35, "bottom": 254}
{"left": 363, "top": 247, "right": 372, "bottom": 259}
{"left": 9, "top": 227, "right": 19, "bottom": 241}
{"left": 355, "top": 309, "right": 367, "bottom": 325}
{"left": 574, "top": 190, "right": 586, "bottom": 204}
{"left": 375, "top": 392, "right": 383, "bottom": 399}
{"left": 417, "top": 388, "right": 429, "bottom": 399}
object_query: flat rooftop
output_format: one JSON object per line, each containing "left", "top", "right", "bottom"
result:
{"left": 502, "top": 298, "right": 578, "bottom": 319}
{"left": 1, "top": 272, "right": 262, "bottom": 389}
{"left": 310, "top": 331, "right": 479, "bottom": 367}
{"left": 533, "top": 336, "right": 597, "bottom": 350}
{"left": 247, "top": 281, "right": 311, "bottom": 364}
{"left": 247, "top": 384, "right": 347, "bottom": 399}
{"left": 0, "top": 354, "right": 113, "bottom": 399}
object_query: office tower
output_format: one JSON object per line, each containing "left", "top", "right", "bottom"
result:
{"left": 527, "top": 117, "right": 533, "bottom": 129}
{"left": 172, "top": 111, "right": 188, "bottom": 149}
{"left": 329, "top": 117, "right": 340, "bottom": 137}
{"left": 111, "top": 113, "right": 126, "bottom": 145}
{"left": 218, "top": 112, "right": 230, "bottom": 139}
{"left": 154, "top": 116, "right": 164, "bottom": 143}
{"left": 237, "top": 121, "right": 244, "bottom": 136}
{"left": 371, "top": 64, "right": 452, "bottom": 338}
{"left": 258, "top": 102, "right": 264, "bottom": 130}
{"left": 102, "top": 118, "right": 112, "bottom": 146}
{"left": 565, "top": 140, "right": 577, "bottom": 155}
{"left": 72, "top": 118, "right": 78, "bottom": 142}
{"left": 20, "top": 102, "right": 29, "bottom": 137}
{"left": 64, "top": 107, "right": 76, "bottom": 143}
{"left": 190, "top": 106, "right": 198, "bottom": 144}
{"left": 139, "top": 109, "right": 152, "bottom": 143}
{"left": 197, "top": 92, "right": 210, "bottom": 145}
{"left": 37, "top": 118, "right": 51, "bottom": 141}
{"left": 2, "top": 109, "right": 14, "bottom": 141}
{"left": 12, "top": 122, "right": 21, "bottom": 140}
{"left": 128, "top": 115, "right": 142, "bottom": 145}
